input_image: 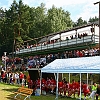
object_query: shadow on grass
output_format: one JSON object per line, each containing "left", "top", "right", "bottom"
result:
{"left": 1, "top": 85, "right": 78, "bottom": 100}
{"left": 2, "top": 88, "right": 17, "bottom": 92}
{"left": 2, "top": 88, "right": 79, "bottom": 100}
{"left": 2, "top": 87, "right": 18, "bottom": 100}
{"left": 2, "top": 88, "right": 30, "bottom": 100}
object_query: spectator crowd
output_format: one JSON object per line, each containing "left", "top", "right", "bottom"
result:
{"left": 1, "top": 47, "right": 99, "bottom": 72}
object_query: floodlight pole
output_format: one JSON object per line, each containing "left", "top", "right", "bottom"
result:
{"left": 94, "top": 1, "right": 100, "bottom": 55}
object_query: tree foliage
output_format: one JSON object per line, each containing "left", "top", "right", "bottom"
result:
{"left": 73, "top": 17, "right": 87, "bottom": 27}
{"left": 46, "top": 5, "right": 73, "bottom": 34}
{"left": 88, "top": 16, "right": 99, "bottom": 23}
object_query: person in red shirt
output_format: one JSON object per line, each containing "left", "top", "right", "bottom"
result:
{"left": 63, "top": 81, "right": 68, "bottom": 96}
{"left": 67, "top": 83, "right": 72, "bottom": 97}
{"left": 68, "top": 79, "right": 79, "bottom": 98}
{"left": 79, "top": 51, "right": 83, "bottom": 57}
{"left": 27, "top": 74, "right": 34, "bottom": 89}
{"left": 19, "top": 72, "right": 24, "bottom": 85}
{"left": 35, "top": 78, "right": 40, "bottom": 89}
{"left": 75, "top": 81, "right": 80, "bottom": 97}
{"left": 29, "top": 80, "right": 33, "bottom": 89}
{"left": 45, "top": 77, "right": 51, "bottom": 92}
{"left": 50, "top": 77, "right": 56, "bottom": 93}
{"left": 82, "top": 82, "right": 90, "bottom": 99}
{"left": 58, "top": 80, "right": 63, "bottom": 95}
{"left": 42, "top": 78, "right": 46, "bottom": 91}
{"left": 1, "top": 71, "right": 5, "bottom": 82}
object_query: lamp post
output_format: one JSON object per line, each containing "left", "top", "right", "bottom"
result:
{"left": 94, "top": 1, "right": 100, "bottom": 55}
{"left": 4, "top": 52, "right": 7, "bottom": 71}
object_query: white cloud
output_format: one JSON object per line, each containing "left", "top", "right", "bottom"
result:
{"left": 34, "top": 0, "right": 99, "bottom": 21}
{"left": 22, "top": 0, "right": 44, "bottom": 7}
{"left": 6, "top": 0, "right": 14, "bottom": 8}
{"left": 45, "top": 0, "right": 87, "bottom": 8}
{"left": 75, "top": 0, "right": 99, "bottom": 21}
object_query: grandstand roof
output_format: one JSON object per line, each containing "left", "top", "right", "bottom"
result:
{"left": 38, "top": 35, "right": 54, "bottom": 43}
{"left": 38, "top": 22, "right": 98, "bottom": 43}
{"left": 41, "top": 56, "right": 100, "bottom": 73}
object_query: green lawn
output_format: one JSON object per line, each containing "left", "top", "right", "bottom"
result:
{"left": 0, "top": 83, "right": 93, "bottom": 100}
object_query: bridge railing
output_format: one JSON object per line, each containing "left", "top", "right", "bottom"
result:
{"left": 16, "top": 35, "right": 99, "bottom": 54}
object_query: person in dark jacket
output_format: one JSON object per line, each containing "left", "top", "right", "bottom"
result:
{"left": 96, "top": 84, "right": 100, "bottom": 100}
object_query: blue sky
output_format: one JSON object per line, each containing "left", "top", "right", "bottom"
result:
{"left": 0, "top": 0, "right": 99, "bottom": 22}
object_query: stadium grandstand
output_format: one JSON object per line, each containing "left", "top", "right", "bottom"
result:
{"left": 15, "top": 23, "right": 99, "bottom": 56}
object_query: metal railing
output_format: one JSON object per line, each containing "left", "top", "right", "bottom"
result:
{"left": 16, "top": 35, "right": 99, "bottom": 54}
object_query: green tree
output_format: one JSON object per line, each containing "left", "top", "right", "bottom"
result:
{"left": 29, "top": 3, "right": 47, "bottom": 39}
{"left": 46, "top": 5, "right": 73, "bottom": 34}
{"left": 0, "top": 0, "right": 32, "bottom": 56}
{"left": 5, "top": 0, "right": 31, "bottom": 48}
{"left": 88, "top": 16, "right": 99, "bottom": 23}
{"left": 0, "top": 8, "right": 7, "bottom": 56}
{"left": 73, "top": 17, "right": 87, "bottom": 27}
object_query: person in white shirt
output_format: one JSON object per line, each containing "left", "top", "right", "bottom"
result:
{"left": 14, "top": 72, "right": 19, "bottom": 84}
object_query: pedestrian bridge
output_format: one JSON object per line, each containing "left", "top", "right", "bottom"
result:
{"left": 15, "top": 35, "right": 99, "bottom": 55}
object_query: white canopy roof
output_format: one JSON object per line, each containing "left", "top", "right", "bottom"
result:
{"left": 41, "top": 56, "right": 100, "bottom": 73}
{"left": 50, "top": 34, "right": 60, "bottom": 40}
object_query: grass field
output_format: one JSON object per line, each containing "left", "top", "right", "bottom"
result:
{"left": 0, "top": 83, "right": 81, "bottom": 100}
{"left": 0, "top": 82, "right": 96, "bottom": 100}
